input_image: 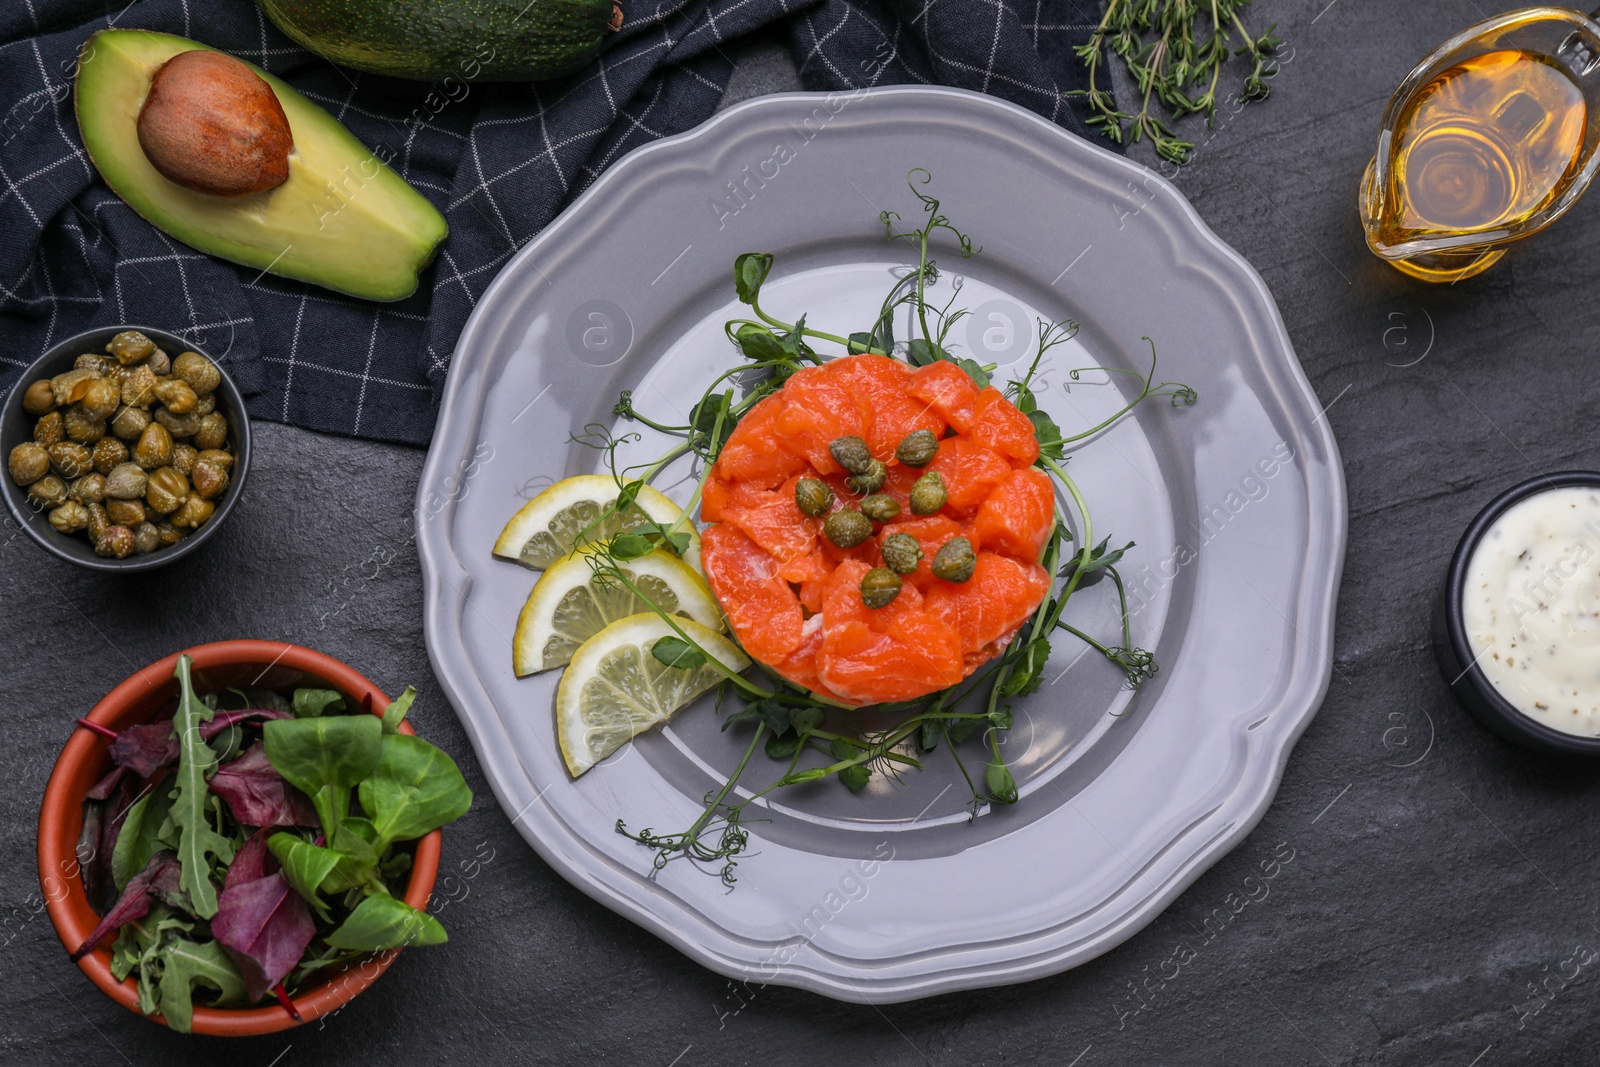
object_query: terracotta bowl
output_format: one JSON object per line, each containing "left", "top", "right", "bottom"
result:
{"left": 38, "top": 640, "right": 442, "bottom": 1036}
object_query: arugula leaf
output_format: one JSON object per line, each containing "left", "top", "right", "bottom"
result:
{"left": 168, "top": 656, "right": 232, "bottom": 919}
{"left": 358, "top": 734, "right": 473, "bottom": 850}
{"left": 734, "top": 253, "right": 773, "bottom": 304}
{"left": 262, "top": 715, "right": 383, "bottom": 841}
{"left": 155, "top": 938, "right": 247, "bottom": 1033}
{"left": 651, "top": 636, "right": 707, "bottom": 670}
{"left": 326, "top": 893, "right": 448, "bottom": 952}
{"left": 381, "top": 687, "right": 417, "bottom": 734}
{"left": 291, "top": 688, "right": 347, "bottom": 718}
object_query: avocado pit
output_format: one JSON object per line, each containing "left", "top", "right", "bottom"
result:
{"left": 136, "top": 49, "right": 293, "bottom": 197}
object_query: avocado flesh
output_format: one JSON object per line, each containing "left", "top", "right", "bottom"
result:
{"left": 76, "top": 30, "right": 448, "bottom": 302}
{"left": 257, "top": 0, "right": 613, "bottom": 81}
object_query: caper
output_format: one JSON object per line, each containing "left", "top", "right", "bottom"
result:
{"left": 845, "top": 458, "right": 887, "bottom": 495}
{"left": 154, "top": 520, "right": 183, "bottom": 546}
{"left": 69, "top": 473, "right": 105, "bottom": 504}
{"left": 172, "top": 351, "right": 221, "bottom": 395}
{"left": 85, "top": 503, "right": 109, "bottom": 544}
{"left": 120, "top": 364, "right": 158, "bottom": 408}
{"left": 828, "top": 435, "right": 874, "bottom": 475}
{"left": 27, "top": 474, "right": 67, "bottom": 509}
{"left": 79, "top": 378, "right": 121, "bottom": 421}
{"left": 823, "top": 508, "right": 873, "bottom": 548}
{"left": 171, "top": 444, "right": 199, "bottom": 476}
{"left": 860, "top": 566, "right": 904, "bottom": 609}
{"left": 63, "top": 406, "right": 106, "bottom": 444}
{"left": 145, "top": 467, "right": 189, "bottom": 514}
{"left": 190, "top": 461, "right": 228, "bottom": 501}
{"left": 860, "top": 493, "right": 901, "bottom": 523}
{"left": 95, "top": 524, "right": 135, "bottom": 558}
{"left": 895, "top": 429, "right": 940, "bottom": 468}
{"left": 106, "top": 497, "right": 146, "bottom": 526}
{"left": 193, "top": 412, "right": 228, "bottom": 451}
{"left": 106, "top": 330, "right": 156, "bottom": 365}
{"left": 881, "top": 532, "right": 924, "bottom": 575}
{"left": 47, "top": 442, "right": 92, "bottom": 480}
{"left": 49, "top": 501, "right": 89, "bottom": 534}
{"left": 103, "top": 462, "right": 148, "bottom": 500}
{"left": 170, "top": 495, "right": 215, "bottom": 530}
{"left": 931, "top": 536, "right": 977, "bottom": 583}
{"left": 195, "top": 393, "right": 215, "bottom": 416}
{"left": 111, "top": 404, "right": 151, "bottom": 440}
{"left": 91, "top": 437, "right": 129, "bottom": 475}
{"left": 74, "top": 353, "right": 113, "bottom": 375}
{"left": 153, "top": 378, "right": 198, "bottom": 414}
{"left": 909, "top": 470, "right": 948, "bottom": 515}
{"left": 50, "top": 368, "right": 97, "bottom": 406}
{"left": 197, "top": 449, "right": 233, "bottom": 472}
{"left": 22, "top": 379, "right": 56, "bottom": 415}
{"left": 154, "top": 406, "right": 201, "bottom": 437}
{"left": 132, "top": 521, "right": 161, "bottom": 554}
{"left": 794, "top": 477, "right": 834, "bottom": 518}
{"left": 147, "top": 348, "right": 171, "bottom": 376}
{"left": 135, "top": 422, "right": 174, "bottom": 469}
{"left": 9, "top": 442, "right": 49, "bottom": 485}
{"left": 33, "top": 411, "right": 63, "bottom": 448}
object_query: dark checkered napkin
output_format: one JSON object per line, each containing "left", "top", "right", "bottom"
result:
{"left": 0, "top": 0, "right": 1104, "bottom": 445}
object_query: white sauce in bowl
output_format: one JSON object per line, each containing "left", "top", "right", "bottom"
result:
{"left": 1462, "top": 486, "right": 1600, "bottom": 736}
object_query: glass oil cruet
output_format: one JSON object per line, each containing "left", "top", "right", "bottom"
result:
{"left": 1360, "top": 7, "right": 1600, "bottom": 282}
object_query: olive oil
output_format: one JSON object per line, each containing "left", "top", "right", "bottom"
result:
{"left": 1376, "top": 49, "right": 1586, "bottom": 247}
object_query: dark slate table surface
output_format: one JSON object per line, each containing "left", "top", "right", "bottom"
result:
{"left": 7, "top": 5, "right": 1599, "bottom": 1064}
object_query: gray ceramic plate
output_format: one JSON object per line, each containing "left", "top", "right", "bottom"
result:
{"left": 416, "top": 86, "right": 1346, "bottom": 1003}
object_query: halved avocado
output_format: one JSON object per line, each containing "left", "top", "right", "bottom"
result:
{"left": 76, "top": 30, "right": 447, "bottom": 302}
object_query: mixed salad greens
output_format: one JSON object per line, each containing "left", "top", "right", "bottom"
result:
{"left": 74, "top": 655, "right": 470, "bottom": 1031}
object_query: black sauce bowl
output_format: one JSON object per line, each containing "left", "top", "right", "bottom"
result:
{"left": 0, "top": 325, "right": 251, "bottom": 573}
{"left": 1433, "top": 470, "right": 1600, "bottom": 756}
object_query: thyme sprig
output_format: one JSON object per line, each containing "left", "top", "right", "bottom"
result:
{"left": 589, "top": 172, "right": 1195, "bottom": 884}
{"left": 1069, "top": 0, "right": 1282, "bottom": 165}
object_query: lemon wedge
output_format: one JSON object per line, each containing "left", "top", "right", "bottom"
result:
{"left": 514, "top": 549, "right": 724, "bottom": 676}
{"left": 555, "top": 614, "right": 749, "bottom": 777}
{"left": 493, "top": 474, "right": 700, "bottom": 572}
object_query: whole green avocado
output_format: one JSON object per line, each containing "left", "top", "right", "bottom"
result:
{"left": 256, "top": 0, "right": 618, "bottom": 81}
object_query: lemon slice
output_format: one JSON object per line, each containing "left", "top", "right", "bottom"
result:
{"left": 514, "top": 549, "right": 724, "bottom": 676}
{"left": 493, "top": 475, "right": 701, "bottom": 572}
{"left": 556, "top": 614, "right": 750, "bottom": 777}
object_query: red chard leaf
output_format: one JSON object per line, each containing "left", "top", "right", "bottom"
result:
{"left": 70, "top": 852, "right": 181, "bottom": 961}
{"left": 225, "top": 829, "right": 279, "bottom": 892}
{"left": 107, "top": 709, "right": 295, "bottom": 781}
{"left": 85, "top": 764, "right": 130, "bottom": 801}
{"left": 211, "top": 871, "right": 315, "bottom": 1002}
{"left": 209, "top": 744, "right": 318, "bottom": 828}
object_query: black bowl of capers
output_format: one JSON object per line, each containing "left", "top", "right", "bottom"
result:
{"left": 2, "top": 325, "right": 250, "bottom": 572}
